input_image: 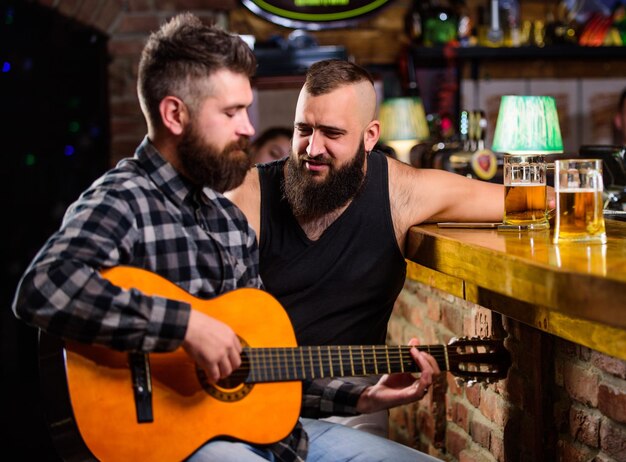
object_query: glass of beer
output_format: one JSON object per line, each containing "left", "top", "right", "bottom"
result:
{"left": 553, "top": 159, "right": 607, "bottom": 244}
{"left": 503, "top": 154, "right": 549, "bottom": 229}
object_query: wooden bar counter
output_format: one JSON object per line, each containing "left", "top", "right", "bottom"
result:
{"left": 388, "top": 219, "right": 626, "bottom": 461}
{"left": 405, "top": 219, "right": 626, "bottom": 362}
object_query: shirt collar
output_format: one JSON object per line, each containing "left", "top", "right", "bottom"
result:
{"left": 135, "top": 136, "right": 196, "bottom": 207}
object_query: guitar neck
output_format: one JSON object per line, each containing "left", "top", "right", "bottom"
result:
{"left": 243, "top": 345, "right": 448, "bottom": 383}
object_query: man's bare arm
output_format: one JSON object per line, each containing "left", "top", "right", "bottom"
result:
{"left": 224, "top": 168, "right": 262, "bottom": 239}
{"left": 388, "top": 158, "right": 504, "bottom": 250}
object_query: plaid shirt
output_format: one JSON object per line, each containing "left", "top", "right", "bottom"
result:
{"left": 12, "top": 137, "right": 366, "bottom": 461}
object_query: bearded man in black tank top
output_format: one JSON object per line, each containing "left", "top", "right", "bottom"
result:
{"left": 226, "top": 59, "right": 505, "bottom": 437}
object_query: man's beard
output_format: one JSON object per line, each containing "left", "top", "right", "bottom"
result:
{"left": 283, "top": 141, "right": 367, "bottom": 220}
{"left": 178, "top": 122, "right": 251, "bottom": 193}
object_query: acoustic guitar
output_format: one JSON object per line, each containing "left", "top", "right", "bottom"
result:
{"left": 38, "top": 266, "right": 511, "bottom": 461}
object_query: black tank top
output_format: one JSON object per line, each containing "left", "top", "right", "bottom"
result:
{"left": 257, "top": 150, "right": 406, "bottom": 346}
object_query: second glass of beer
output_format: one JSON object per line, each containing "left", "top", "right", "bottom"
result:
{"left": 553, "top": 158, "right": 606, "bottom": 244}
{"left": 503, "top": 154, "right": 549, "bottom": 229}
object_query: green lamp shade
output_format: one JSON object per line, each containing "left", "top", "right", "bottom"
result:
{"left": 491, "top": 95, "right": 564, "bottom": 154}
{"left": 379, "top": 97, "right": 430, "bottom": 143}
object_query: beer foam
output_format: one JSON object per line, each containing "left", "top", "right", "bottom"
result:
{"left": 507, "top": 182, "right": 546, "bottom": 186}
{"left": 556, "top": 188, "right": 597, "bottom": 193}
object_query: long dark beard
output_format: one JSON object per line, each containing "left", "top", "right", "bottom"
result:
{"left": 283, "top": 141, "right": 367, "bottom": 220}
{"left": 178, "top": 122, "right": 251, "bottom": 193}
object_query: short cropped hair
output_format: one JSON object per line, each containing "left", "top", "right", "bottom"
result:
{"left": 304, "top": 59, "right": 374, "bottom": 96}
{"left": 138, "top": 12, "right": 256, "bottom": 129}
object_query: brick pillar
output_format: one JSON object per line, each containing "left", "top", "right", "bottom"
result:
{"left": 390, "top": 278, "right": 626, "bottom": 461}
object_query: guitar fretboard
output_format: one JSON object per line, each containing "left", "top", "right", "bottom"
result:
{"left": 242, "top": 345, "right": 448, "bottom": 383}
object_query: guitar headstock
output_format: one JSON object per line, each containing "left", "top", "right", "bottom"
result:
{"left": 446, "top": 336, "right": 511, "bottom": 385}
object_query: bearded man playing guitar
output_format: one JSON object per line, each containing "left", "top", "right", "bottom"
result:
{"left": 11, "top": 13, "right": 444, "bottom": 462}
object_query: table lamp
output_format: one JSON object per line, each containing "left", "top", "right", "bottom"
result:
{"left": 491, "top": 95, "right": 563, "bottom": 230}
{"left": 379, "top": 97, "right": 430, "bottom": 164}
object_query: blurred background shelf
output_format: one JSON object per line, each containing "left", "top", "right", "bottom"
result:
{"left": 410, "top": 44, "right": 626, "bottom": 61}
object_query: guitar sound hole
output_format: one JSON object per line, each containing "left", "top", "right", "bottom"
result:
{"left": 197, "top": 350, "right": 254, "bottom": 402}
{"left": 217, "top": 357, "right": 250, "bottom": 389}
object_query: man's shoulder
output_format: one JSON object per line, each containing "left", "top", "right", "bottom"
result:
{"left": 224, "top": 167, "right": 263, "bottom": 231}
{"left": 76, "top": 157, "right": 177, "bottom": 218}
{"left": 226, "top": 167, "right": 261, "bottom": 200}
{"left": 95, "top": 160, "right": 153, "bottom": 195}
{"left": 256, "top": 157, "right": 287, "bottom": 176}
{"left": 255, "top": 158, "right": 287, "bottom": 194}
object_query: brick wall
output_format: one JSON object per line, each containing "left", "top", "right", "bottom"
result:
{"left": 32, "top": 0, "right": 412, "bottom": 167}
{"left": 34, "top": 0, "right": 236, "bottom": 166}
{"left": 389, "top": 278, "right": 626, "bottom": 461}
{"left": 556, "top": 341, "right": 626, "bottom": 461}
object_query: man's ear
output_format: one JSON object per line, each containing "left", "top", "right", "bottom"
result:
{"left": 159, "top": 96, "right": 188, "bottom": 136}
{"left": 364, "top": 120, "right": 380, "bottom": 152}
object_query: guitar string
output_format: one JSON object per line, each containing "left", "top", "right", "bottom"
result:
{"left": 240, "top": 348, "right": 493, "bottom": 359}
{"left": 240, "top": 345, "right": 495, "bottom": 352}
{"left": 239, "top": 347, "right": 501, "bottom": 378}
{"left": 236, "top": 346, "right": 501, "bottom": 360}
{"left": 240, "top": 357, "right": 493, "bottom": 368}
{"left": 239, "top": 352, "right": 495, "bottom": 361}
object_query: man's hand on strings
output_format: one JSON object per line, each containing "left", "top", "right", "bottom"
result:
{"left": 355, "top": 338, "right": 441, "bottom": 414}
{"left": 182, "top": 309, "right": 242, "bottom": 384}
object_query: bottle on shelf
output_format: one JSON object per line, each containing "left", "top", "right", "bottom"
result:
{"left": 404, "top": 0, "right": 424, "bottom": 44}
{"left": 455, "top": 0, "right": 474, "bottom": 47}
{"left": 500, "top": 0, "right": 521, "bottom": 46}
{"left": 485, "top": 0, "right": 504, "bottom": 47}
{"left": 448, "top": 110, "right": 499, "bottom": 182}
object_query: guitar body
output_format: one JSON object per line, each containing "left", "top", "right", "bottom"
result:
{"left": 40, "top": 267, "right": 301, "bottom": 461}
{"left": 39, "top": 266, "right": 511, "bottom": 461}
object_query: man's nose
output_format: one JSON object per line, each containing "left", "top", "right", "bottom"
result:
{"left": 239, "top": 112, "right": 255, "bottom": 138}
{"left": 305, "top": 131, "right": 323, "bottom": 157}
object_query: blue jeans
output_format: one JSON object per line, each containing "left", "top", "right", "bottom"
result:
{"left": 188, "top": 417, "right": 441, "bottom": 461}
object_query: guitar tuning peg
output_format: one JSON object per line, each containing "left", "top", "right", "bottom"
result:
{"left": 466, "top": 378, "right": 477, "bottom": 387}
{"left": 454, "top": 376, "right": 466, "bottom": 387}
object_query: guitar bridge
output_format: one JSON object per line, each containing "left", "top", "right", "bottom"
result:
{"left": 129, "top": 352, "right": 153, "bottom": 423}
